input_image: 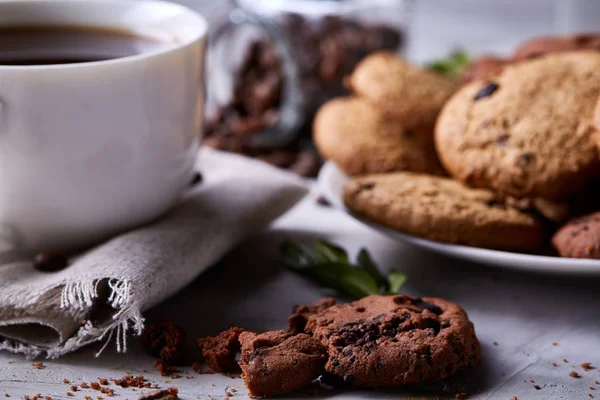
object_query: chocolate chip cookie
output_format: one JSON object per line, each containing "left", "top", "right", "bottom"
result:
{"left": 304, "top": 295, "right": 480, "bottom": 387}
{"left": 436, "top": 51, "right": 600, "bottom": 199}
{"left": 344, "top": 172, "right": 545, "bottom": 251}
{"left": 313, "top": 97, "right": 445, "bottom": 176}
{"left": 198, "top": 327, "right": 244, "bottom": 373}
{"left": 460, "top": 55, "right": 509, "bottom": 83}
{"left": 512, "top": 33, "right": 600, "bottom": 61}
{"left": 552, "top": 211, "right": 600, "bottom": 259}
{"left": 238, "top": 330, "right": 327, "bottom": 398}
{"left": 289, "top": 297, "right": 336, "bottom": 335}
{"left": 347, "top": 52, "right": 459, "bottom": 131}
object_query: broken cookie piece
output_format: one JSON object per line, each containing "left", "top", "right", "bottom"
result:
{"left": 198, "top": 327, "right": 244, "bottom": 373}
{"left": 140, "top": 317, "right": 186, "bottom": 364}
{"left": 238, "top": 330, "right": 327, "bottom": 398}
{"left": 288, "top": 297, "right": 336, "bottom": 334}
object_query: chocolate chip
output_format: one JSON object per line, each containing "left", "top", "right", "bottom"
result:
{"left": 519, "top": 152, "right": 535, "bottom": 166}
{"left": 344, "top": 374, "right": 355, "bottom": 384}
{"left": 474, "top": 82, "right": 499, "bottom": 100}
{"left": 413, "top": 298, "right": 443, "bottom": 315}
{"left": 33, "top": 252, "right": 68, "bottom": 272}
{"left": 189, "top": 172, "right": 203, "bottom": 186}
{"left": 251, "top": 346, "right": 269, "bottom": 360}
{"left": 496, "top": 134, "right": 510, "bottom": 146}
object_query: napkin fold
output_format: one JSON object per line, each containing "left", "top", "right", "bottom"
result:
{"left": 0, "top": 148, "right": 308, "bottom": 358}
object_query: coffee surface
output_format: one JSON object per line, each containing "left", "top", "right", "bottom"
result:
{"left": 0, "top": 25, "right": 169, "bottom": 65}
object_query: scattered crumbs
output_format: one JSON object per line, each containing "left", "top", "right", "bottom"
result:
{"left": 91, "top": 382, "right": 101, "bottom": 390}
{"left": 62, "top": 379, "right": 70, "bottom": 384}
{"left": 563, "top": 359, "right": 569, "bottom": 363}
{"left": 84, "top": 397, "right": 92, "bottom": 400}
{"left": 552, "top": 362, "right": 558, "bottom": 367}
{"left": 112, "top": 374, "right": 152, "bottom": 389}
{"left": 44, "top": 397, "right": 51, "bottom": 400}
{"left": 510, "top": 398, "right": 518, "bottom": 400}
{"left": 7, "top": 361, "right": 14, "bottom": 364}
{"left": 530, "top": 379, "right": 535, "bottom": 383}
{"left": 192, "top": 363, "right": 213, "bottom": 375}
{"left": 211, "top": 384, "right": 215, "bottom": 387}
{"left": 570, "top": 371, "right": 581, "bottom": 378}
{"left": 493, "top": 341, "right": 498, "bottom": 346}
{"left": 185, "top": 376, "right": 193, "bottom": 380}
{"left": 226, "top": 392, "right": 232, "bottom": 397}
{"left": 154, "top": 360, "right": 176, "bottom": 377}
{"left": 553, "top": 342, "right": 558, "bottom": 346}
{"left": 589, "top": 395, "right": 593, "bottom": 399}
{"left": 70, "top": 386, "right": 78, "bottom": 392}
{"left": 153, "top": 384, "right": 159, "bottom": 389}
{"left": 24, "top": 396, "right": 30, "bottom": 400}
{"left": 582, "top": 363, "right": 594, "bottom": 371}
{"left": 169, "top": 374, "right": 182, "bottom": 379}
{"left": 230, "top": 388, "right": 237, "bottom": 393}
{"left": 523, "top": 380, "right": 527, "bottom": 383}
{"left": 591, "top": 387, "right": 596, "bottom": 390}
{"left": 534, "top": 385, "right": 542, "bottom": 390}
{"left": 97, "top": 397, "right": 103, "bottom": 400}
{"left": 138, "top": 387, "right": 179, "bottom": 400}
{"left": 81, "top": 383, "right": 89, "bottom": 389}
{"left": 98, "top": 378, "right": 109, "bottom": 385}
{"left": 66, "top": 393, "right": 73, "bottom": 397}
{"left": 31, "top": 362, "right": 44, "bottom": 369}
{"left": 596, "top": 381, "right": 600, "bottom": 385}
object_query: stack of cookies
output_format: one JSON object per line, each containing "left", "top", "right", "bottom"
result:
{"left": 314, "top": 34, "right": 600, "bottom": 259}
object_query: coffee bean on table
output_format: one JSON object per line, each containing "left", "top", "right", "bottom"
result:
{"left": 33, "top": 252, "right": 68, "bottom": 272}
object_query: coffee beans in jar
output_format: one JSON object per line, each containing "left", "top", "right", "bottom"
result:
{"left": 205, "top": 0, "right": 413, "bottom": 177}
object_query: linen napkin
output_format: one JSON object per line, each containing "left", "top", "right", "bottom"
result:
{"left": 0, "top": 148, "right": 309, "bottom": 359}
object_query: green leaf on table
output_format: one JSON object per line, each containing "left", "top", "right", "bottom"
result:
{"left": 356, "top": 248, "right": 389, "bottom": 291}
{"left": 387, "top": 269, "right": 407, "bottom": 294}
{"left": 280, "top": 239, "right": 408, "bottom": 299}
{"left": 427, "top": 50, "right": 471, "bottom": 78}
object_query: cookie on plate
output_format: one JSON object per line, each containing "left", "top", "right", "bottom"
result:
{"left": 552, "top": 211, "right": 600, "bottom": 259}
{"left": 343, "top": 172, "right": 545, "bottom": 251}
{"left": 435, "top": 51, "right": 600, "bottom": 200}
{"left": 460, "top": 55, "right": 509, "bottom": 83}
{"left": 512, "top": 33, "right": 600, "bottom": 61}
{"left": 313, "top": 97, "right": 445, "bottom": 176}
{"left": 304, "top": 294, "right": 480, "bottom": 387}
{"left": 238, "top": 330, "right": 327, "bottom": 397}
{"left": 346, "top": 52, "right": 459, "bottom": 131}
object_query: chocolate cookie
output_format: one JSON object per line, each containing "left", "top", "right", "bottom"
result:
{"left": 313, "top": 97, "right": 445, "bottom": 176}
{"left": 304, "top": 295, "right": 480, "bottom": 387}
{"left": 343, "top": 172, "right": 545, "bottom": 251}
{"left": 436, "top": 52, "right": 600, "bottom": 199}
{"left": 513, "top": 33, "right": 600, "bottom": 61}
{"left": 460, "top": 55, "right": 509, "bottom": 83}
{"left": 288, "top": 297, "right": 336, "bottom": 334}
{"left": 347, "top": 52, "right": 459, "bottom": 131}
{"left": 238, "top": 330, "right": 327, "bottom": 398}
{"left": 198, "top": 327, "right": 243, "bottom": 373}
{"left": 552, "top": 211, "right": 600, "bottom": 259}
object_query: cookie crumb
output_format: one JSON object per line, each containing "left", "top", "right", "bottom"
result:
{"left": 530, "top": 379, "right": 535, "bottom": 383}
{"left": 81, "top": 383, "right": 89, "bottom": 389}
{"left": 44, "top": 397, "right": 51, "bottom": 400}
{"left": 141, "top": 317, "right": 186, "bottom": 365}
{"left": 570, "top": 371, "right": 581, "bottom": 378}
{"left": 534, "top": 385, "right": 542, "bottom": 390}
{"left": 591, "top": 387, "right": 596, "bottom": 390}
{"left": 66, "top": 393, "right": 73, "bottom": 397}
{"left": 493, "top": 341, "right": 498, "bottom": 346}
{"left": 553, "top": 342, "right": 558, "bottom": 346}
{"left": 230, "top": 388, "right": 237, "bottom": 393}
{"left": 70, "top": 386, "right": 77, "bottom": 392}
{"left": 32, "top": 362, "right": 44, "bottom": 369}
{"left": 138, "top": 387, "right": 178, "bottom": 400}
{"left": 198, "top": 327, "right": 244, "bottom": 373}
{"left": 112, "top": 374, "right": 152, "bottom": 388}
{"left": 154, "top": 360, "right": 176, "bottom": 377}
{"left": 552, "top": 362, "right": 558, "bottom": 367}
{"left": 62, "top": 379, "right": 70, "bottom": 384}
{"left": 563, "top": 359, "right": 569, "bottom": 363}
{"left": 316, "top": 195, "right": 332, "bottom": 207}
{"left": 582, "top": 363, "right": 593, "bottom": 371}
{"left": 98, "top": 378, "right": 109, "bottom": 385}
{"left": 4, "top": 394, "right": 8, "bottom": 398}
{"left": 90, "top": 382, "right": 101, "bottom": 390}
{"left": 84, "top": 397, "right": 92, "bottom": 400}
{"left": 510, "top": 397, "right": 518, "bottom": 400}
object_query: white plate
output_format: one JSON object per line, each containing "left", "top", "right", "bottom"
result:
{"left": 317, "top": 161, "right": 600, "bottom": 275}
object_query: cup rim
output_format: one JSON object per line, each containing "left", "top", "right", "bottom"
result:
{"left": 0, "top": 0, "right": 208, "bottom": 70}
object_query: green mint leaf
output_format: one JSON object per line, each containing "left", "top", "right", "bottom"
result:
{"left": 314, "top": 240, "right": 349, "bottom": 264}
{"left": 387, "top": 269, "right": 407, "bottom": 294}
{"left": 279, "top": 240, "right": 315, "bottom": 269}
{"left": 356, "top": 248, "right": 388, "bottom": 292}
{"left": 427, "top": 49, "right": 471, "bottom": 78}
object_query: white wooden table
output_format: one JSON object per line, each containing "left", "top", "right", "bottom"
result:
{"left": 1, "top": 191, "right": 600, "bottom": 399}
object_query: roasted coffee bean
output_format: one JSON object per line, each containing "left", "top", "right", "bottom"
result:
{"left": 474, "top": 82, "right": 500, "bottom": 100}
{"left": 189, "top": 172, "right": 203, "bottom": 186}
{"left": 33, "top": 252, "right": 68, "bottom": 272}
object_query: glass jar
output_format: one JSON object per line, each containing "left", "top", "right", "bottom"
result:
{"left": 206, "top": 0, "right": 414, "bottom": 175}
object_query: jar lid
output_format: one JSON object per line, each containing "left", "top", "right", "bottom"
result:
{"left": 235, "top": 0, "right": 405, "bottom": 17}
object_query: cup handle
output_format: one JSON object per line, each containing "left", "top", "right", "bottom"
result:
{"left": 209, "top": 7, "right": 303, "bottom": 148}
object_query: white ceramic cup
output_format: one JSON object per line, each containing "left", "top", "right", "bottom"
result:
{"left": 0, "top": 0, "right": 207, "bottom": 252}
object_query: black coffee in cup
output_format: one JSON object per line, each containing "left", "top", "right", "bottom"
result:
{"left": 0, "top": 25, "right": 169, "bottom": 65}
